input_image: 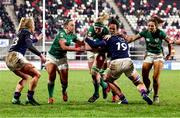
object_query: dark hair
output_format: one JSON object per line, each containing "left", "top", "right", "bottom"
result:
{"left": 151, "top": 15, "right": 164, "bottom": 24}
{"left": 64, "top": 19, "right": 73, "bottom": 27}
{"left": 148, "top": 15, "right": 164, "bottom": 27}
{"left": 108, "top": 17, "right": 120, "bottom": 29}
{"left": 148, "top": 18, "right": 159, "bottom": 27}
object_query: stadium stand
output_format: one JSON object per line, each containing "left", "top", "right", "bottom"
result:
{"left": 0, "top": 0, "right": 180, "bottom": 61}
{"left": 114, "top": 0, "right": 180, "bottom": 39}
{"left": 0, "top": 3, "right": 16, "bottom": 39}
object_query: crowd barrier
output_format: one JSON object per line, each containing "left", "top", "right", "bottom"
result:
{"left": 1, "top": 60, "right": 180, "bottom": 70}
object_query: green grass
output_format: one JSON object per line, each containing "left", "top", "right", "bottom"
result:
{"left": 0, "top": 70, "right": 180, "bottom": 117}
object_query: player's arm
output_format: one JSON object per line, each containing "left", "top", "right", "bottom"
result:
{"left": 125, "top": 34, "right": 142, "bottom": 43}
{"left": 75, "top": 39, "right": 85, "bottom": 46}
{"left": 28, "top": 45, "right": 46, "bottom": 63}
{"left": 36, "top": 33, "right": 43, "bottom": 41}
{"left": 85, "top": 37, "right": 106, "bottom": 48}
{"left": 175, "top": 40, "right": 180, "bottom": 45}
{"left": 59, "top": 38, "right": 83, "bottom": 51}
{"left": 164, "top": 37, "right": 173, "bottom": 60}
{"left": 26, "top": 34, "right": 46, "bottom": 63}
{"left": 172, "top": 39, "right": 180, "bottom": 45}
{"left": 27, "top": 33, "right": 43, "bottom": 44}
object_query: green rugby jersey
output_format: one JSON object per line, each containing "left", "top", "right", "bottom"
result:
{"left": 87, "top": 26, "right": 109, "bottom": 39}
{"left": 48, "top": 29, "right": 77, "bottom": 59}
{"left": 139, "top": 29, "right": 167, "bottom": 54}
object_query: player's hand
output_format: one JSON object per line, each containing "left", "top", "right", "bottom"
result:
{"left": 169, "top": 39, "right": 174, "bottom": 44}
{"left": 165, "top": 54, "right": 172, "bottom": 60}
{"left": 37, "top": 33, "right": 43, "bottom": 41}
{"left": 80, "top": 46, "right": 85, "bottom": 51}
{"left": 104, "top": 35, "right": 111, "bottom": 40}
{"left": 40, "top": 54, "right": 46, "bottom": 64}
{"left": 109, "top": 64, "right": 116, "bottom": 70}
{"left": 75, "top": 47, "right": 85, "bottom": 52}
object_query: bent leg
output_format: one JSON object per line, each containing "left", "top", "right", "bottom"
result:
{"left": 12, "top": 70, "right": 29, "bottom": 103}
{"left": 13, "top": 70, "right": 29, "bottom": 92}
{"left": 21, "top": 63, "right": 41, "bottom": 91}
{"left": 21, "top": 64, "right": 41, "bottom": 104}
{"left": 127, "top": 70, "right": 147, "bottom": 95}
{"left": 127, "top": 71, "right": 153, "bottom": 105}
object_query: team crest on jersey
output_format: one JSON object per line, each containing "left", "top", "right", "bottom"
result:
{"left": 87, "top": 32, "right": 92, "bottom": 36}
{"left": 30, "top": 35, "right": 33, "bottom": 39}
{"left": 60, "top": 33, "right": 64, "bottom": 38}
{"left": 146, "top": 38, "right": 150, "bottom": 42}
{"left": 154, "top": 38, "right": 159, "bottom": 43}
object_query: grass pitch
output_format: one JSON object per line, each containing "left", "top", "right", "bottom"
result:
{"left": 0, "top": 70, "right": 180, "bottom": 117}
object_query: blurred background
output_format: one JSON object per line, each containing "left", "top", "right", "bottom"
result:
{"left": 0, "top": 0, "right": 180, "bottom": 69}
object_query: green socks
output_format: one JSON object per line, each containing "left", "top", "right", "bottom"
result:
{"left": 48, "top": 83, "right": 55, "bottom": 98}
{"left": 93, "top": 82, "right": 99, "bottom": 97}
{"left": 100, "top": 78, "right": 108, "bottom": 89}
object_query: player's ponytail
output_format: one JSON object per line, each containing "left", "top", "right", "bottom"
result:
{"left": 18, "top": 17, "right": 35, "bottom": 33}
{"left": 96, "top": 12, "right": 109, "bottom": 24}
{"left": 151, "top": 15, "right": 164, "bottom": 24}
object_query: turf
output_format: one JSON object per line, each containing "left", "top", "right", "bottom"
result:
{"left": 0, "top": 70, "right": 180, "bottom": 117}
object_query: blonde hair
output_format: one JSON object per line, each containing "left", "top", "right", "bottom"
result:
{"left": 96, "top": 12, "right": 109, "bottom": 24}
{"left": 17, "top": 17, "right": 34, "bottom": 32}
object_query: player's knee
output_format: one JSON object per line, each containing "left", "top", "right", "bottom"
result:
{"left": 91, "top": 66, "right": 99, "bottom": 75}
{"left": 49, "top": 73, "right": 56, "bottom": 80}
{"left": 61, "top": 78, "right": 68, "bottom": 85}
{"left": 153, "top": 78, "right": 158, "bottom": 84}
{"left": 35, "top": 71, "right": 41, "bottom": 78}
{"left": 129, "top": 75, "right": 141, "bottom": 86}
{"left": 106, "top": 77, "right": 114, "bottom": 83}
{"left": 142, "top": 73, "right": 149, "bottom": 79}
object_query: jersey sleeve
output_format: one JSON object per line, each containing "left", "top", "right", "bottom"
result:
{"left": 72, "top": 34, "right": 78, "bottom": 42}
{"left": 139, "top": 30, "right": 146, "bottom": 37}
{"left": 159, "top": 30, "right": 167, "bottom": 39}
{"left": 31, "top": 38, "right": 38, "bottom": 43}
{"left": 24, "top": 33, "right": 33, "bottom": 48}
{"left": 28, "top": 45, "right": 41, "bottom": 56}
{"left": 57, "top": 31, "right": 66, "bottom": 41}
{"left": 85, "top": 37, "right": 106, "bottom": 48}
{"left": 87, "top": 26, "right": 94, "bottom": 37}
{"left": 103, "top": 27, "right": 109, "bottom": 35}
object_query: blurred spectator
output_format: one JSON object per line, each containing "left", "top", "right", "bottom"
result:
{"left": 0, "top": 3, "right": 15, "bottom": 39}
{"left": 114, "top": 0, "right": 180, "bottom": 41}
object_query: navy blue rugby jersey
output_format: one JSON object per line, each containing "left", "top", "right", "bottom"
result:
{"left": 85, "top": 35, "right": 129, "bottom": 60}
{"left": 106, "top": 35, "right": 129, "bottom": 60}
{"left": 9, "top": 29, "right": 38, "bottom": 55}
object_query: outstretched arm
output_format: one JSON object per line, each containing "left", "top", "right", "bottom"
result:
{"left": 164, "top": 37, "right": 173, "bottom": 60}
{"left": 174, "top": 40, "right": 180, "bottom": 45}
{"left": 31, "top": 33, "right": 43, "bottom": 43}
{"left": 28, "top": 46, "right": 46, "bottom": 63}
{"left": 75, "top": 39, "right": 85, "bottom": 46}
{"left": 85, "top": 37, "right": 106, "bottom": 48}
{"left": 125, "top": 34, "right": 142, "bottom": 43}
{"left": 59, "top": 39, "right": 84, "bottom": 51}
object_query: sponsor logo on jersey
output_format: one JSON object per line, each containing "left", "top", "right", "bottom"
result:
{"left": 30, "top": 35, "right": 33, "bottom": 39}
{"left": 155, "top": 38, "right": 160, "bottom": 43}
{"left": 146, "top": 38, "right": 150, "bottom": 42}
{"left": 87, "top": 32, "right": 92, "bottom": 37}
{"left": 60, "top": 33, "right": 64, "bottom": 38}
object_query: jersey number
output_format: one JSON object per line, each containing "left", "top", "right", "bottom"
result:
{"left": 12, "top": 37, "right": 19, "bottom": 46}
{"left": 116, "top": 42, "right": 127, "bottom": 51}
